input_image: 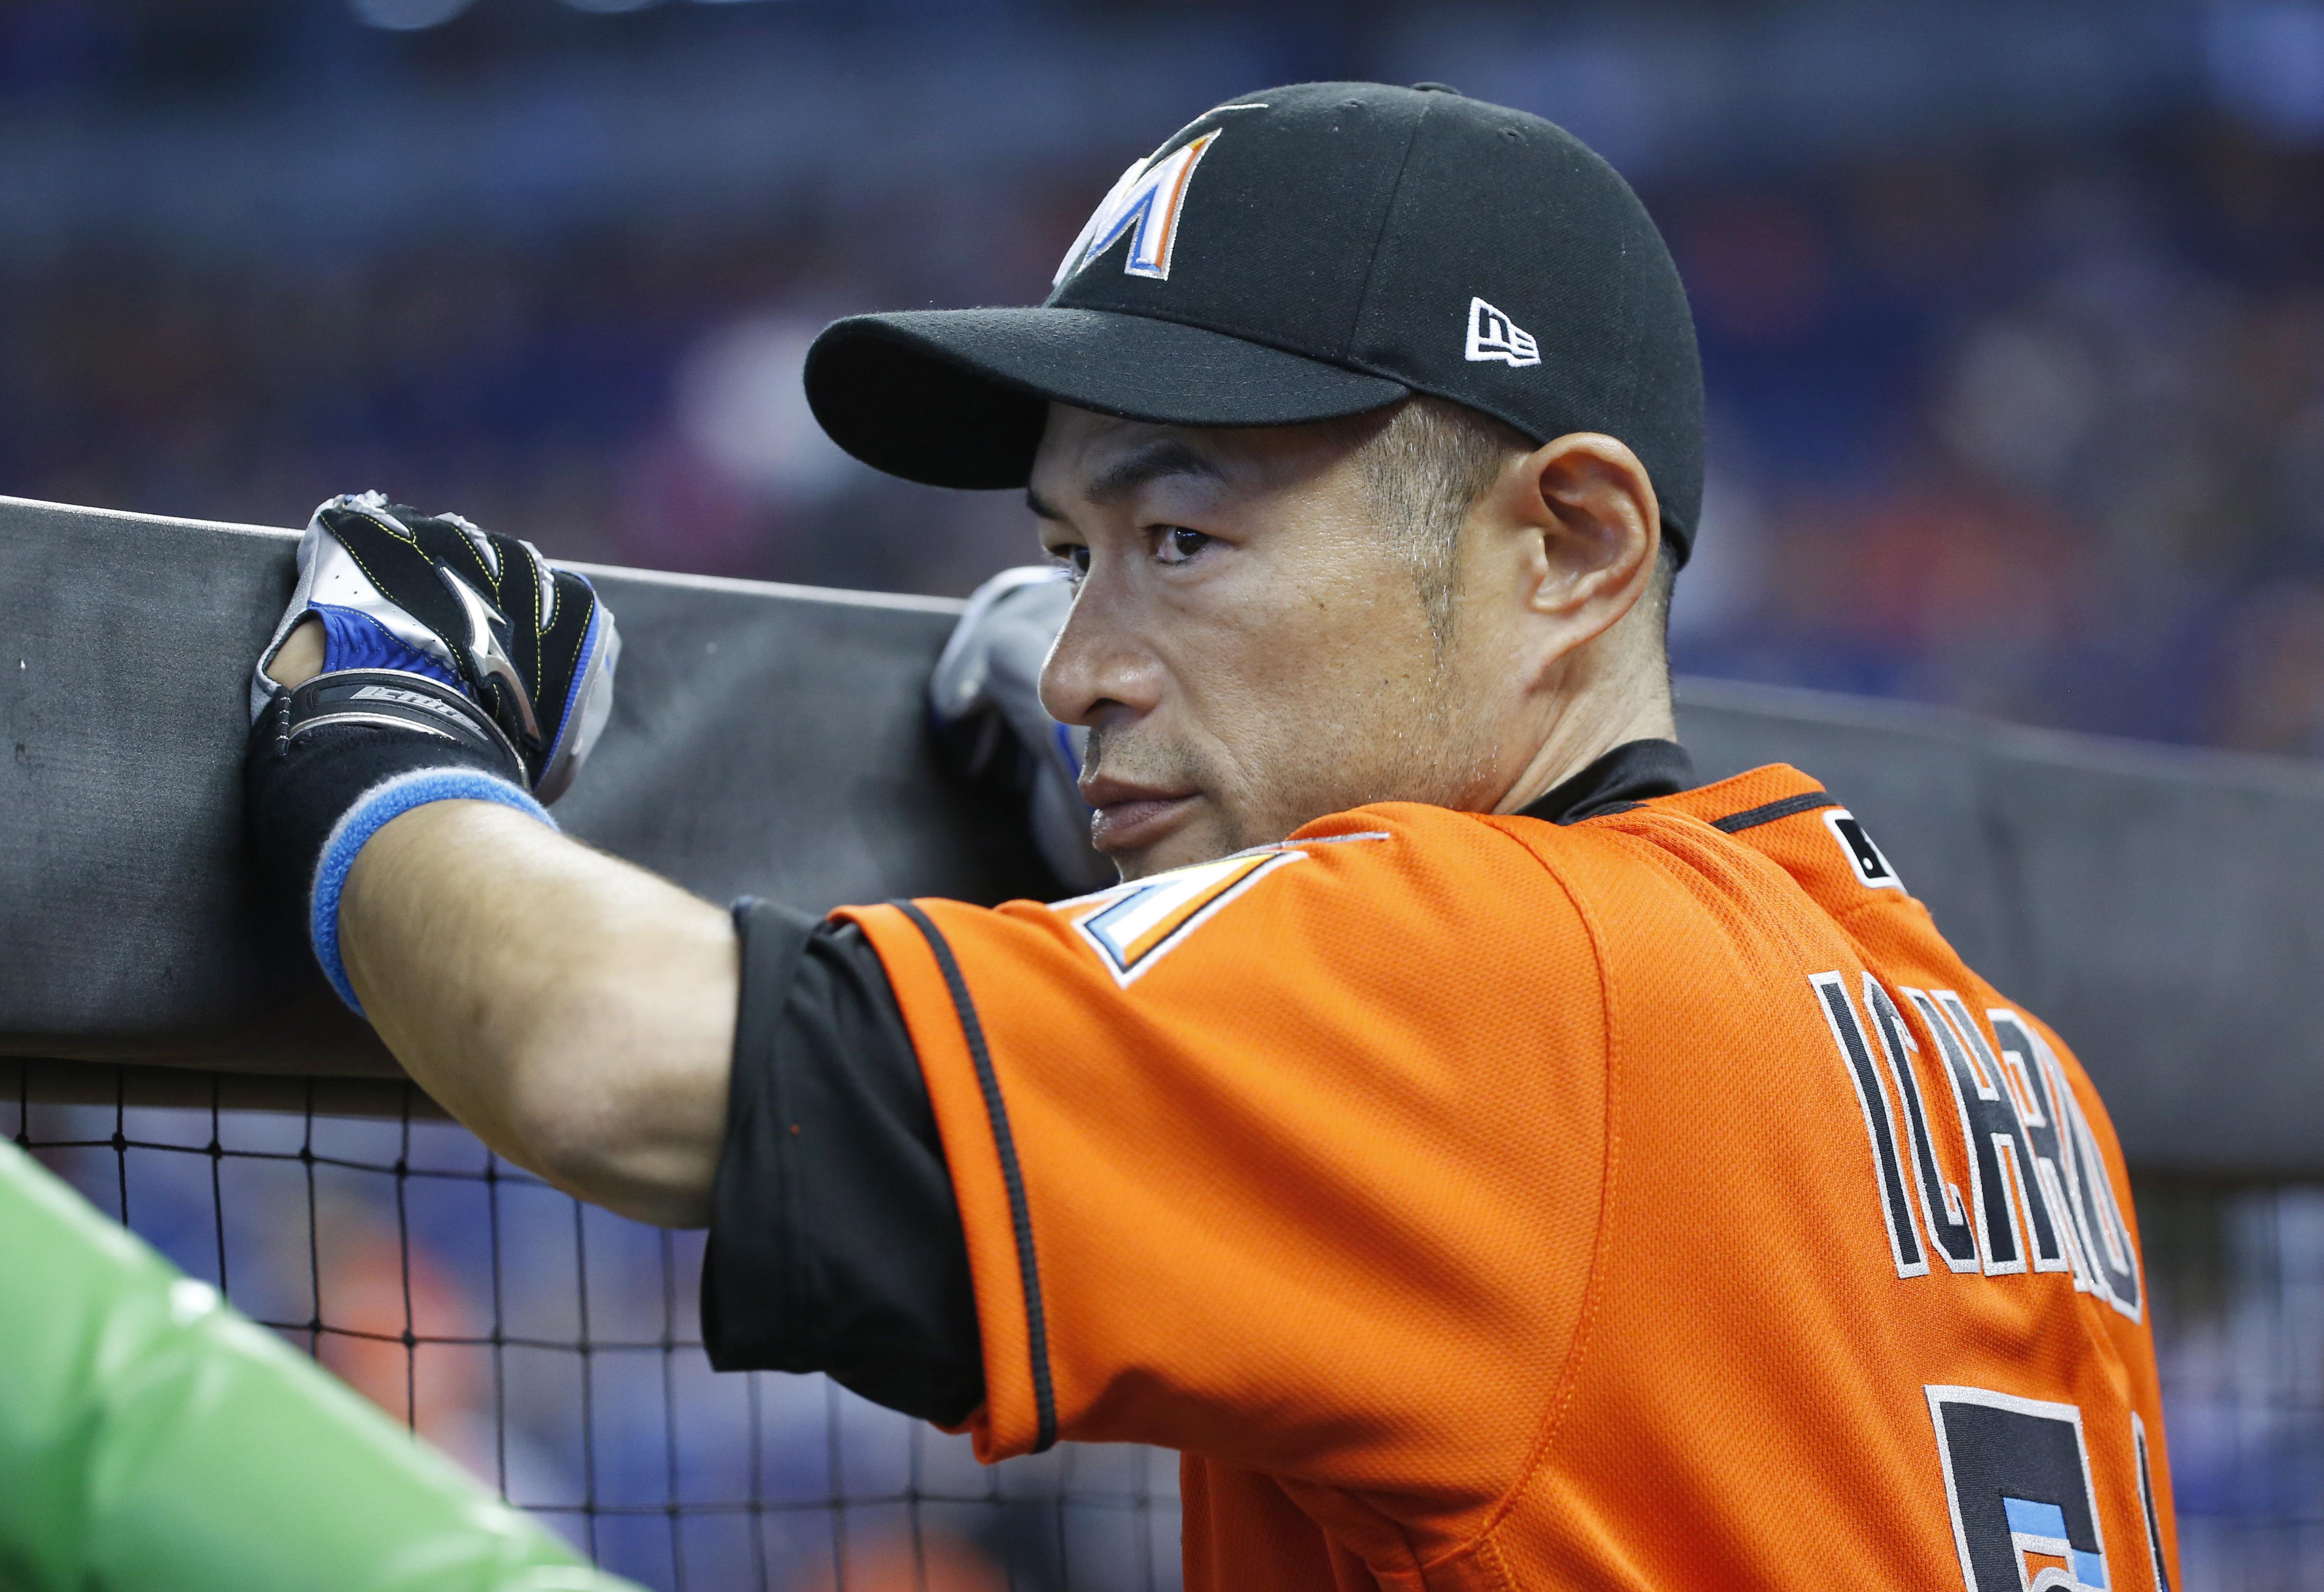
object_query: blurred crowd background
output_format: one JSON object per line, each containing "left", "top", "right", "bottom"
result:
{"left": 8, "top": 0, "right": 2324, "bottom": 754}
{"left": 9, "top": 1, "right": 2324, "bottom": 1587}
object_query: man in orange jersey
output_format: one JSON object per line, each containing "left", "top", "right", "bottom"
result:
{"left": 244, "top": 83, "right": 2177, "bottom": 1590}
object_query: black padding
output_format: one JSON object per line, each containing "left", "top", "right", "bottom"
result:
{"left": 7, "top": 497, "right": 2324, "bottom": 1174}
{"left": 1677, "top": 677, "right": 2324, "bottom": 1177}
{"left": 0, "top": 497, "right": 1050, "bottom": 1077}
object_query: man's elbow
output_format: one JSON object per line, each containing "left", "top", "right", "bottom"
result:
{"left": 501, "top": 1034, "right": 723, "bottom": 1230}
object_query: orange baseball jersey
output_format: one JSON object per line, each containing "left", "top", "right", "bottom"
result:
{"left": 826, "top": 754, "right": 2177, "bottom": 1592}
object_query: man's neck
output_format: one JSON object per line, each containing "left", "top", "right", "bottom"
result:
{"left": 1490, "top": 684, "right": 1678, "bottom": 817}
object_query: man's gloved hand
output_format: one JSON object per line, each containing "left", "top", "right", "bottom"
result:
{"left": 247, "top": 490, "right": 617, "bottom": 797}
{"left": 245, "top": 492, "right": 620, "bottom": 1011}
{"left": 930, "top": 567, "right": 1113, "bottom": 895}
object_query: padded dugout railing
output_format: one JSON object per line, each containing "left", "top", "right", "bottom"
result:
{"left": 6, "top": 498, "right": 2321, "bottom": 1587}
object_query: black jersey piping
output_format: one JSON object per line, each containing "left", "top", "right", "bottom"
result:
{"left": 1709, "top": 790, "right": 1839, "bottom": 833}
{"left": 894, "top": 899, "right": 1059, "bottom": 1452}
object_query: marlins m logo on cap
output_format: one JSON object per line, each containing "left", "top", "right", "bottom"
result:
{"left": 1053, "top": 130, "right": 1222, "bottom": 286}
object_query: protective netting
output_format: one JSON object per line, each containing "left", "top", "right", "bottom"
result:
{"left": 3, "top": 1070, "right": 1180, "bottom": 1592}
{"left": 7, "top": 1066, "right": 2315, "bottom": 1592}
{"left": 2140, "top": 1178, "right": 2324, "bottom": 1592}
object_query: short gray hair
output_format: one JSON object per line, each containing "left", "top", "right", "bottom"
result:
{"left": 1343, "top": 395, "right": 1677, "bottom": 648}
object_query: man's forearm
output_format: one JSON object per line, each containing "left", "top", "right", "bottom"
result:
{"left": 341, "top": 801, "right": 737, "bottom": 1227}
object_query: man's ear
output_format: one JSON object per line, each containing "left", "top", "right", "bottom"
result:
{"left": 1507, "top": 431, "right": 1661, "bottom": 626}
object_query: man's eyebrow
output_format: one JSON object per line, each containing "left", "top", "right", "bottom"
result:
{"left": 1026, "top": 441, "right": 1229, "bottom": 524}
{"left": 1084, "top": 440, "right": 1227, "bottom": 505}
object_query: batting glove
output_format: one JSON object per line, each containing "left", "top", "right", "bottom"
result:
{"left": 245, "top": 492, "right": 620, "bottom": 1011}
{"left": 929, "top": 566, "right": 1113, "bottom": 895}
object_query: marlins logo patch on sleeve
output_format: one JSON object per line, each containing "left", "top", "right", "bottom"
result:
{"left": 1063, "top": 848, "right": 1304, "bottom": 985}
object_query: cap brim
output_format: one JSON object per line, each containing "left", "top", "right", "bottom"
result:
{"left": 804, "top": 308, "right": 1411, "bottom": 490}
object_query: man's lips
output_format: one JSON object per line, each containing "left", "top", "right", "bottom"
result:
{"left": 1079, "top": 776, "right": 1199, "bottom": 850}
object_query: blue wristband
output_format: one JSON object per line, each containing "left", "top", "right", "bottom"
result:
{"left": 309, "top": 768, "right": 555, "bottom": 1015}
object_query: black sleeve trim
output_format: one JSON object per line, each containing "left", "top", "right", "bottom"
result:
{"left": 1709, "top": 790, "right": 1838, "bottom": 833}
{"left": 894, "top": 899, "right": 1059, "bottom": 1454}
{"left": 701, "top": 899, "right": 984, "bottom": 1425}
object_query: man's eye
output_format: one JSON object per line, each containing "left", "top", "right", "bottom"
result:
{"left": 1051, "top": 545, "right": 1091, "bottom": 578}
{"left": 1155, "top": 526, "right": 1212, "bottom": 565}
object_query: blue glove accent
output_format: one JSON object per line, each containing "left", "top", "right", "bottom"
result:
{"left": 539, "top": 600, "right": 610, "bottom": 779}
{"left": 308, "top": 768, "right": 554, "bottom": 1015}
{"left": 308, "top": 604, "right": 463, "bottom": 688}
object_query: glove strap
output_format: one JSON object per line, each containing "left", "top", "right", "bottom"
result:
{"left": 278, "top": 668, "right": 525, "bottom": 776}
{"left": 249, "top": 668, "right": 547, "bottom": 1015}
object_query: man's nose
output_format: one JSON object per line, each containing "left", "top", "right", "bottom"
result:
{"left": 1038, "top": 578, "right": 1161, "bottom": 730}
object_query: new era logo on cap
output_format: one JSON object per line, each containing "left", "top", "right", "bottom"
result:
{"left": 1464, "top": 297, "right": 1540, "bottom": 367}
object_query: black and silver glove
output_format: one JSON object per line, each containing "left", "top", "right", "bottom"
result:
{"left": 929, "top": 566, "right": 1112, "bottom": 894}
{"left": 245, "top": 492, "right": 619, "bottom": 1010}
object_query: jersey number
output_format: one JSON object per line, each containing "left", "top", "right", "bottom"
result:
{"left": 1927, "top": 1386, "right": 2172, "bottom": 1592}
{"left": 1928, "top": 1386, "right": 2109, "bottom": 1591}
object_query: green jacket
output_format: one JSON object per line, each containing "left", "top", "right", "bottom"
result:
{"left": 0, "top": 1138, "right": 637, "bottom": 1592}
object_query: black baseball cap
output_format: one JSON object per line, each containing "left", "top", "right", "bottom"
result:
{"left": 804, "top": 81, "right": 1706, "bottom": 562}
